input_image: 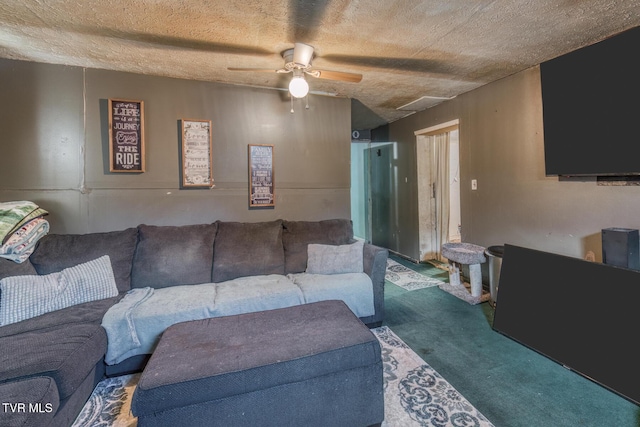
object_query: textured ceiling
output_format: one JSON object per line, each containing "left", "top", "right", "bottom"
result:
{"left": 2, "top": 1, "right": 640, "bottom": 130}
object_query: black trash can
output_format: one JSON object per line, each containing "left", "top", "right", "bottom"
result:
{"left": 484, "top": 245, "right": 504, "bottom": 307}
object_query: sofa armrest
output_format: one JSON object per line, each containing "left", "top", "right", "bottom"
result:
{"left": 362, "top": 243, "right": 388, "bottom": 327}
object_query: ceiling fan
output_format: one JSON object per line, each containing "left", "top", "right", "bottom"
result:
{"left": 228, "top": 43, "right": 363, "bottom": 98}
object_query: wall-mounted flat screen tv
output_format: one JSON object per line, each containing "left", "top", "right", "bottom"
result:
{"left": 493, "top": 244, "right": 640, "bottom": 405}
{"left": 541, "top": 26, "right": 640, "bottom": 176}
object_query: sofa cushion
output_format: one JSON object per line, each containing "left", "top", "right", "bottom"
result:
{"left": 131, "top": 223, "right": 218, "bottom": 289}
{"left": 0, "top": 323, "right": 108, "bottom": 401}
{"left": 212, "top": 220, "right": 284, "bottom": 283}
{"left": 0, "top": 297, "right": 119, "bottom": 339}
{"left": 282, "top": 219, "right": 354, "bottom": 274}
{"left": 306, "top": 240, "right": 364, "bottom": 274}
{"left": 0, "top": 376, "right": 59, "bottom": 427}
{"left": 0, "top": 257, "right": 37, "bottom": 280}
{"left": 0, "top": 255, "right": 118, "bottom": 326}
{"left": 30, "top": 228, "right": 138, "bottom": 293}
{"left": 288, "top": 272, "right": 375, "bottom": 318}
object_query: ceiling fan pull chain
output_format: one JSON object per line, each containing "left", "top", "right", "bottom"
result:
{"left": 290, "top": 96, "right": 294, "bottom": 114}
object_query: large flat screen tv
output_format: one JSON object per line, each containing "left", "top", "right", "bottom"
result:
{"left": 541, "top": 26, "right": 640, "bottom": 176}
{"left": 493, "top": 244, "right": 640, "bottom": 405}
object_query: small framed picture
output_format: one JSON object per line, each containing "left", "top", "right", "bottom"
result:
{"left": 248, "top": 144, "right": 274, "bottom": 207}
{"left": 180, "top": 119, "right": 214, "bottom": 188}
{"left": 108, "top": 99, "right": 145, "bottom": 172}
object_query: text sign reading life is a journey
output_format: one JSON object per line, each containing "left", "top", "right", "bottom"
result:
{"left": 249, "top": 144, "right": 274, "bottom": 207}
{"left": 109, "top": 99, "right": 145, "bottom": 172}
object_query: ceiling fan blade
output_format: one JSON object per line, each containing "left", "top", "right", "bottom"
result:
{"left": 75, "top": 26, "right": 272, "bottom": 56}
{"left": 312, "top": 69, "right": 363, "bottom": 83}
{"left": 292, "top": 43, "right": 314, "bottom": 67}
{"left": 321, "top": 54, "right": 472, "bottom": 80}
{"left": 227, "top": 67, "right": 289, "bottom": 74}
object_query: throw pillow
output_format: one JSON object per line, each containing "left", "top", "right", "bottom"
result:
{"left": 0, "top": 255, "right": 118, "bottom": 326}
{"left": 306, "top": 240, "right": 364, "bottom": 274}
{"left": 282, "top": 219, "right": 355, "bottom": 274}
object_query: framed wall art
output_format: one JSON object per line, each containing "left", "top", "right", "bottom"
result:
{"left": 180, "top": 119, "right": 214, "bottom": 188}
{"left": 108, "top": 98, "right": 145, "bottom": 172}
{"left": 248, "top": 144, "right": 274, "bottom": 207}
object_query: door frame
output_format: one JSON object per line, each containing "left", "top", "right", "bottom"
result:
{"left": 415, "top": 119, "right": 460, "bottom": 261}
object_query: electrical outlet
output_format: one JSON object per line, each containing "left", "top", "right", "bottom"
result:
{"left": 471, "top": 179, "right": 478, "bottom": 190}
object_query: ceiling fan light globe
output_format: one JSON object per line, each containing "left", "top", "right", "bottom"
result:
{"left": 289, "top": 76, "right": 309, "bottom": 98}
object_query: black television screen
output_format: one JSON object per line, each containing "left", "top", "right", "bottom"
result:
{"left": 541, "top": 26, "right": 640, "bottom": 176}
{"left": 493, "top": 244, "right": 640, "bottom": 406}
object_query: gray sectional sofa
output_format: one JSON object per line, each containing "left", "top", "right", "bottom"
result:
{"left": 0, "top": 219, "right": 388, "bottom": 427}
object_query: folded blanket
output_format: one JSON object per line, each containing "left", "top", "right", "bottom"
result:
{"left": 0, "top": 201, "right": 49, "bottom": 244}
{"left": 102, "top": 284, "right": 218, "bottom": 365}
{"left": 0, "top": 218, "right": 49, "bottom": 263}
{"left": 100, "top": 274, "right": 369, "bottom": 365}
{"left": 101, "top": 287, "right": 155, "bottom": 365}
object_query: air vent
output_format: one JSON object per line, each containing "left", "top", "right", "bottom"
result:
{"left": 396, "top": 95, "right": 455, "bottom": 111}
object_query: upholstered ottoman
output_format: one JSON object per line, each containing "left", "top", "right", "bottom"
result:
{"left": 131, "top": 300, "right": 384, "bottom": 427}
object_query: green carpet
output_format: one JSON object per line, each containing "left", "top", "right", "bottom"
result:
{"left": 384, "top": 254, "right": 640, "bottom": 427}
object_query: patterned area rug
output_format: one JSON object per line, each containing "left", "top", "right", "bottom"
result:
{"left": 387, "top": 257, "right": 491, "bottom": 305}
{"left": 374, "top": 327, "right": 494, "bottom": 427}
{"left": 386, "top": 258, "right": 446, "bottom": 291}
{"left": 72, "top": 327, "right": 493, "bottom": 427}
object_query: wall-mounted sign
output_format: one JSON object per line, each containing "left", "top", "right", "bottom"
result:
{"left": 180, "top": 119, "right": 214, "bottom": 188}
{"left": 248, "top": 144, "right": 274, "bottom": 207}
{"left": 108, "top": 99, "right": 145, "bottom": 172}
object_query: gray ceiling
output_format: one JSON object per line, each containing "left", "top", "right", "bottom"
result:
{"left": 2, "top": 1, "right": 640, "bottom": 130}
